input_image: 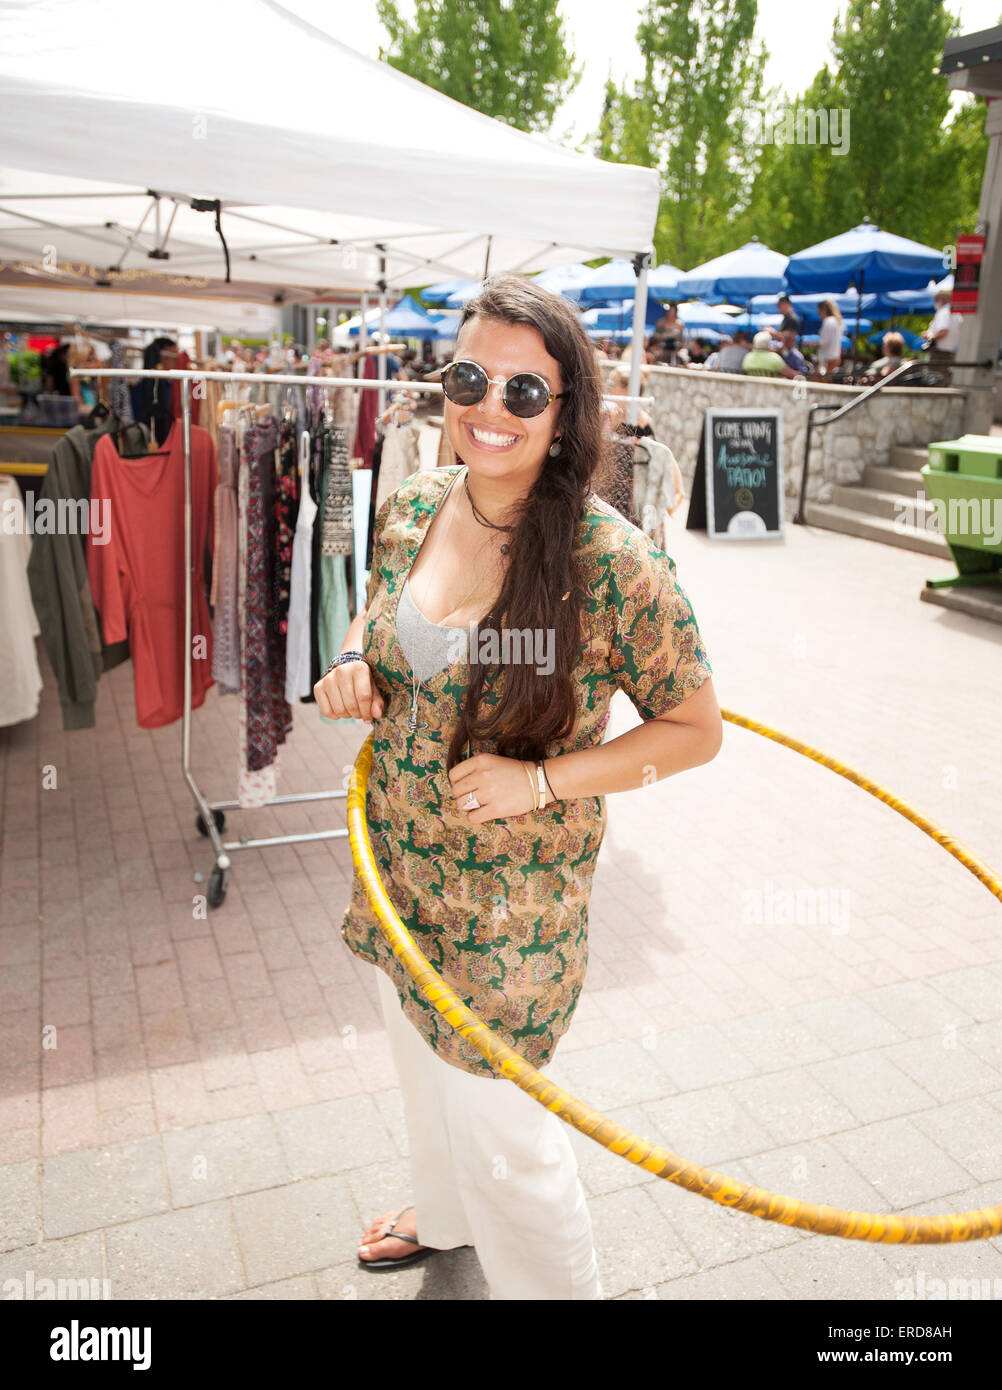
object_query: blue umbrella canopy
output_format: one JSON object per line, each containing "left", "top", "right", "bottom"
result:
{"left": 577, "top": 258, "right": 646, "bottom": 305}
{"left": 674, "top": 238, "right": 789, "bottom": 302}
{"left": 530, "top": 262, "right": 596, "bottom": 300}
{"left": 444, "top": 280, "right": 488, "bottom": 308}
{"left": 647, "top": 262, "right": 685, "bottom": 300}
{"left": 420, "top": 277, "right": 479, "bottom": 306}
{"left": 581, "top": 297, "right": 663, "bottom": 332}
{"left": 875, "top": 288, "right": 937, "bottom": 316}
{"left": 785, "top": 220, "right": 950, "bottom": 292}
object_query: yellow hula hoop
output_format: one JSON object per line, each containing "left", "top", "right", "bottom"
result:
{"left": 346, "top": 710, "right": 1002, "bottom": 1244}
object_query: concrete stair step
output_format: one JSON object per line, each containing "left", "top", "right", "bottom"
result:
{"left": 803, "top": 501, "right": 951, "bottom": 558}
{"left": 888, "top": 445, "right": 930, "bottom": 473}
{"left": 862, "top": 463, "right": 931, "bottom": 494}
{"left": 831, "top": 483, "right": 936, "bottom": 523}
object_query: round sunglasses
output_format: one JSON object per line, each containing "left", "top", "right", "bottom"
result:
{"left": 441, "top": 359, "right": 565, "bottom": 419}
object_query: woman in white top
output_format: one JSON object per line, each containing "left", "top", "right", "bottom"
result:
{"left": 816, "top": 299, "right": 843, "bottom": 376}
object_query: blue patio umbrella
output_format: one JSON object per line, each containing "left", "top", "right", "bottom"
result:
{"left": 444, "top": 281, "right": 489, "bottom": 308}
{"left": 577, "top": 259, "right": 647, "bottom": 305}
{"left": 581, "top": 298, "right": 663, "bottom": 333}
{"left": 420, "top": 277, "right": 479, "bottom": 306}
{"left": 874, "top": 288, "right": 936, "bottom": 316}
{"left": 530, "top": 262, "right": 595, "bottom": 300}
{"left": 647, "top": 262, "right": 685, "bottom": 300}
{"left": 786, "top": 220, "right": 950, "bottom": 357}
{"left": 676, "top": 301, "right": 745, "bottom": 331}
{"left": 674, "top": 238, "right": 789, "bottom": 305}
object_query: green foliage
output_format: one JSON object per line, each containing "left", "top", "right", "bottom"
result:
{"left": 595, "top": 0, "right": 989, "bottom": 267}
{"left": 734, "top": 0, "right": 989, "bottom": 254}
{"left": 376, "top": 0, "right": 580, "bottom": 133}
{"left": 595, "top": 0, "right": 768, "bottom": 267}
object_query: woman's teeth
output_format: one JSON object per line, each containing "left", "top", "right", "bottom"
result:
{"left": 469, "top": 425, "right": 518, "bottom": 447}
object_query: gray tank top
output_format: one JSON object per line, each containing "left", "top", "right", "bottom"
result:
{"left": 396, "top": 578, "right": 470, "bottom": 683}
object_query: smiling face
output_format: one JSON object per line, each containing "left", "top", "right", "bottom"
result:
{"left": 444, "top": 315, "right": 563, "bottom": 489}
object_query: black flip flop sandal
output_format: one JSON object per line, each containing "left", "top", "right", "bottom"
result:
{"left": 357, "top": 1205, "right": 435, "bottom": 1271}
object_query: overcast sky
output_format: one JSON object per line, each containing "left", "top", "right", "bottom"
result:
{"left": 288, "top": 0, "right": 1001, "bottom": 146}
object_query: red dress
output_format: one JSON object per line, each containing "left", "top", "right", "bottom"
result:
{"left": 87, "top": 419, "right": 216, "bottom": 729}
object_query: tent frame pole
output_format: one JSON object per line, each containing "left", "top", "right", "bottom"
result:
{"left": 627, "top": 253, "right": 651, "bottom": 426}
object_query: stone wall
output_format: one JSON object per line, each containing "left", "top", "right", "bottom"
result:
{"left": 614, "top": 365, "right": 969, "bottom": 505}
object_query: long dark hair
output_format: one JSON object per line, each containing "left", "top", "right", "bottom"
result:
{"left": 445, "top": 272, "right": 611, "bottom": 771}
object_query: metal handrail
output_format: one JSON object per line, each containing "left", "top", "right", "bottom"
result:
{"left": 793, "top": 358, "right": 994, "bottom": 525}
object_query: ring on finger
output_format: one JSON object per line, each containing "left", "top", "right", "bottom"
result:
{"left": 463, "top": 792, "right": 480, "bottom": 811}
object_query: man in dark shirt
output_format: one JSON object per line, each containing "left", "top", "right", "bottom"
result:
{"left": 775, "top": 295, "right": 800, "bottom": 338}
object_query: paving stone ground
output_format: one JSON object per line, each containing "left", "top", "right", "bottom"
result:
{"left": 2, "top": 477, "right": 1002, "bottom": 1301}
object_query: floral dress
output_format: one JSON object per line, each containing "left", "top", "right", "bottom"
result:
{"left": 340, "top": 463, "right": 713, "bottom": 1079}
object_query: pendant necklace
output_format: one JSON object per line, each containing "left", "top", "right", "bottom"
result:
{"left": 406, "top": 470, "right": 506, "bottom": 736}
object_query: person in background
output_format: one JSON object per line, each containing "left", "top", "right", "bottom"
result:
{"left": 42, "top": 342, "right": 72, "bottom": 395}
{"left": 868, "top": 330, "right": 906, "bottom": 378}
{"left": 686, "top": 338, "right": 708, "bottom": 365}
{"left": 923, "top": 290, "right": 960, "bottom": 362}
{"left": 397, "top": 349, "right": 420, "bottom": 381}
{"left": 816, "top": 299, "right": 843, "bottom": 377}
{"left": 742, "top": 330, "right": 785, "bottom": 377}
{"left": 603, "top": 360, "right": 654, "bottom": 437}
{"left": 649, "top": 303, "right": 684, "bottom": 365}
{"left": 713, "top": 329, "right": 753, "bottom": 373}
{"left": 777, "top": 328, "right": 808, "bottom": 377}
{"left": 773, "top": 294, "right": 801, "bottom": 339}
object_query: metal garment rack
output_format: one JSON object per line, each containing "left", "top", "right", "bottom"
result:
{"left": 72, "top": 365, "right": 654, "bottom": 907}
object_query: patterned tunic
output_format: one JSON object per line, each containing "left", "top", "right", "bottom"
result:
{"left": 340, "top": 463, "right": 713, "bottom": 1079}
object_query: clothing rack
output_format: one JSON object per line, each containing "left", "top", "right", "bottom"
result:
{"left": 71, "top": 365, "right": 654, "bottom": 908}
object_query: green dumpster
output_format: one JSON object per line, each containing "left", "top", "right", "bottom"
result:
{"left": 921, "top": 435, "right": 1002, "bottom": 591}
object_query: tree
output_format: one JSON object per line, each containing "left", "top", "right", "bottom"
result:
{"left": 743, "top": 0, "right": 987, "bottom": 253}
{"left": 376, "top": 0, "right": 580, "bottom": 134}
{"left": 595, "top": 0, "right": 768, "bottom": 268}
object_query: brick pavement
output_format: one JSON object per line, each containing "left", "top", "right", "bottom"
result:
{"left": 2, "top": 489, "right": 1002, "bottom": 1301}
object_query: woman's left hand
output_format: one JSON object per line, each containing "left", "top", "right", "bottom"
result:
{"left": 447, "top": 754, "right": 539, "bottom": 824}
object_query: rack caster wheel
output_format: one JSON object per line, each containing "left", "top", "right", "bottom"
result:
{"left": 195, "top": 809, "right": 226, "bottom": 838}
{"left": 207, "top": 865, "right": 229, "bottom": 909}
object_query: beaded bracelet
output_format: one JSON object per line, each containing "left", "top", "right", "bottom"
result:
{"left": 325, "top": 650, "right": 366, "bottom": 674}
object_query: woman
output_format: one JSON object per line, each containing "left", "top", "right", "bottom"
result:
{"left": 866, "top": 331, "right": 905, "bottom": 379}
{"left": 816, "top": 298, "right": 843, "bottom": 377}
{"left": 314, "top": 274, "right": 721, "bottom": 1301}
{"left": 650, "top": 302, "right": 683, "bottom": 365}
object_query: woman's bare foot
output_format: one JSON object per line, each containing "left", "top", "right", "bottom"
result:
{"left": 358, "top": 1206, "right": 430, "bottom": 1263}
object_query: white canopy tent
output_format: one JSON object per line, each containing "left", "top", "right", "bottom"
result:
{"left": 0, "top": 0, "right": 659, "bottom": 290}
{"left": 1, "top": 0, "right": 659, "bottom": 407}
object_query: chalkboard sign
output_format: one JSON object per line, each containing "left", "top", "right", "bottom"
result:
{"left": 687, "top": 408, "right": 784, "bottom": 539}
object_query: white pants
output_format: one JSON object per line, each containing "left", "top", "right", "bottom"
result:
{"left": 373, "top": 964, "right": 604, "bottom": 1300}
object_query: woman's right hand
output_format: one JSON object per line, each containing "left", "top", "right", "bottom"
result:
{"left": 313, "top": 658, "right": 385, "bottom": 723}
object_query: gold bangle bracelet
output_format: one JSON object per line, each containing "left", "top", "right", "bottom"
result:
{"left": 522, "top": 760, "right": 539, "bottom": 811}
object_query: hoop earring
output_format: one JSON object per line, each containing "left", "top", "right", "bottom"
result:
{"left": 548, "top": 437, "right": 563, "bottom": 458}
